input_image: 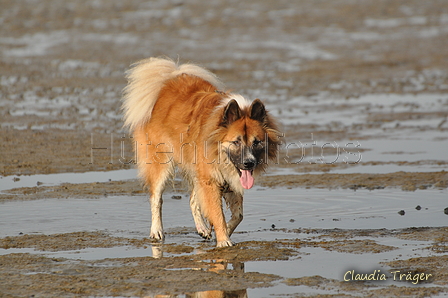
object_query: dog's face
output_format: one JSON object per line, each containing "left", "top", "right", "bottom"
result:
{"left": 219, "top": 99, "right": 272, "bottom": 189}
{"left": 224, "top": 120, "right": 266, "bottom": 170}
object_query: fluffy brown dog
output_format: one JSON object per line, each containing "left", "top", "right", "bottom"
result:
{"left": 122, "top": 57, "right": 280, "bottom": 247}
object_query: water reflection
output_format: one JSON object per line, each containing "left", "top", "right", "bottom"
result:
{"left": 186, "top": 289, "right": 247, "bottom": 297}
{"left": 145, "top": 290, "right": 247, "bottom": 298}
{"left": 151, "top": 243, "right": 163, "bottom": 258}
{"left": 150, "top": 244, "right": 248, "bottom": 298}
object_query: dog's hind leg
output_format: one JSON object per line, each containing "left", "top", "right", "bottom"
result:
{"left": 145, "top": 163, "right": 173, "bottom": 241}
{"left": 190, "top": 189, "right": 212, "bottom": 239}
{"left": 149, "top": 183, "right": 165, "bottom": 241}
{"left": 135, "top": 128, "right": 174, "bottom": 241}
{"left": 223, "top": 192, "right": 243, "bottom": 236}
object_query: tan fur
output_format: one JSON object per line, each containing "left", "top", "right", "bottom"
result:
{"left": 122, "top": 57, "right": 280, "bottom": 247}
{"left": 122, "top": 57, "right": 225, "bottom": 132}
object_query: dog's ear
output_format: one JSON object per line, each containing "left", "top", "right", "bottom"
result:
{"left": 250, "top": 99, "right": 267, "bottom": 123}
{"left": 221, "top": 99, "right": 241, "bottom": 127}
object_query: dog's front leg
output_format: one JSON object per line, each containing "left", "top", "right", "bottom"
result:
{"left": 223, "top": 192, "right": 243, "bottom": 236}
{"left": 197, "top": 181, "right": 233, "bottom": 247}
{"left": 190, "top": 189, "right": 212, "bottom": 239}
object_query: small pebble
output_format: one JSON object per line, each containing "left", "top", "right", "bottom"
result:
{"left": 444, "top": 207, "right": 448, "bottom": 215}
{"left": 271, "top": 224, "right": 276, "bottom": 229}
{"left": 171, "top": 195, "right": 182, "bottom": 200}
{"left": 289, "top": 219, "right": 295, "bottom": 223}
{"left": 398, "top": 210, "right": 405, "bottom": 216}
{"left": 415, "top": 205, "right": 421, "bottom": 210}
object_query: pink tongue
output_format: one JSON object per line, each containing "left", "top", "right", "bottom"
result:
{"left": 240, "top": 170, "right": 254, "bottom": 189}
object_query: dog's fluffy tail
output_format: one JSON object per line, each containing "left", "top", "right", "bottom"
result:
{"left": 122, "top": 57, "right": 225, "bottom": 132}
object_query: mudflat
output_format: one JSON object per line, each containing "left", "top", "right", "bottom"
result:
{"left": 1, "top": 0, "right": 447, "bottom": 297}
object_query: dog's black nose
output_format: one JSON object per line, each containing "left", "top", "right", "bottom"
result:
{"left": 243, "top": 160, "right": 255, "bottom": 169}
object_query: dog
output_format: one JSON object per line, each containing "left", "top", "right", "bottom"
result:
{"left": 122, "top": 57, "right": 280, "bottom": 247}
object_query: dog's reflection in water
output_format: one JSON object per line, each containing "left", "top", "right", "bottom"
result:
{"left": 187, "top": 288, "right": 247, "bottom": 298}
{"left": 151, "top": 243, "right": 163, "bottom": 259}
{"left": 149, "top": 244, "right": 248, "bottom": 298}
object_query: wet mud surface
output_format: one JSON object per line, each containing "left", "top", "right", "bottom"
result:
{"left": 1, "top": 228, "right": 448, "bottom": 297}
{"left": 1, "top": 0, "right": 448, "bottom": 297}
{"left": 1, "top": 187, "right": 448, "bottom": 298}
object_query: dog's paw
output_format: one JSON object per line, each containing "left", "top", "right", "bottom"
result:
{"left": 150, "top": 229, "right": 165, "bottom": 241}
{"left": 216, "top": 240, "right": 234, "bottom": 248}
{"left": 198, "top": 230, "right": 212, "bottom": 240}
{"left": 195, "top": 223, "right": 212, "bottom": 240}
{"left": 197, "top": 227, "right": 212, "bottom": 240}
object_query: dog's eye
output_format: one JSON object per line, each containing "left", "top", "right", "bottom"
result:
{"left": 253, "top": 140, "right": 262, "bottom": 146}
{"left": 232, "top": 140, "right": 240, "bottom": 146}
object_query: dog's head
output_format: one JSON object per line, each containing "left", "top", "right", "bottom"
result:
{"left": 219, "top": 98, "right": 280, "bottom": 189}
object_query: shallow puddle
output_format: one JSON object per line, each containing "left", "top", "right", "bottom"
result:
{"left": 0, "top": 169, "right": 138, "bottom": 192}
{"left": 1, "top": 188, "right": 447, "bottom": 238}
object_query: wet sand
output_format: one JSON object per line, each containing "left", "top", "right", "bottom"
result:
{"left": 1, "top": 227, "right": 447, "bottom": 297}
{"left": 1, "top": 0, "right": 448, "bottom": 297}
